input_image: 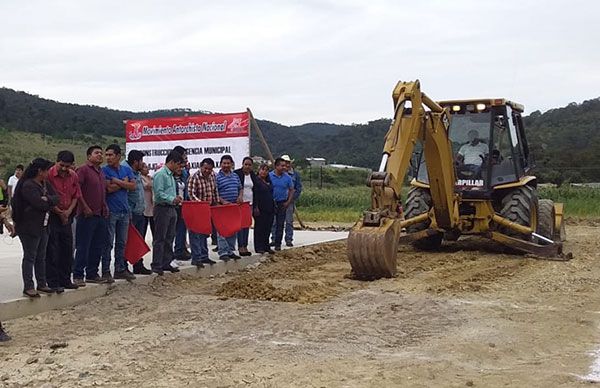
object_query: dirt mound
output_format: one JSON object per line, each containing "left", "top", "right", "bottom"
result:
{"left": 215, "top": 242, "right": 362, "bottom": 303}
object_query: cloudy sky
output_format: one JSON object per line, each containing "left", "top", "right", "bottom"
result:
{"left": 1, "top": 0, "right": 598, "bottom": 125}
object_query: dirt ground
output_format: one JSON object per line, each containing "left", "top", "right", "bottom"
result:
{"left": 2, "top": 225, "right": 600, "bottom": 387}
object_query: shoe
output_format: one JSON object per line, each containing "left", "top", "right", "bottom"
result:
{"left": 0, "top": 329, "right": 10, "bottom": 342}
{"left": 229, "top": 254, "right": 241, "bottom": 260}
{"left": 152, "top": 269, "right": 164, "bottom": 276}
{"left": 219, "top": 255, "right": 231, "bottom": 262}
{"left": 201, "top": 258, "right": 217, "bottom": 265}
{"left": 240, "top": 251, "right": 252, "bottom": 257}
{"left": 274, "top": 246, "right": 281, "bottom": 251}
{"left": 286, "top": 242, "right": 293, "bottom": 247}
{"left": 269, "top": 242, "right": 275, "bottom": 247}
{"left": 267, "top": 249, "right": 276, "bottom": 254}
{"left": 73, "top": 278, "right": 86, "bottom": 287}
{"left": 86, "top": 276, "right": 107, "bottom": 284}
{"left": 163, "top": 265, "right": 180, "bottom": 273}
{"left": 23, "top": 289, "right": 40, "bottom": 298}
{"left": 114, "top": 270, "right": 136, "bottom": 280}
{"left": 170, "top": 260, "right": 180, "bottom": 268}
{"left": 63, "top": 282, "right": 79, "bottom": 290}
{"left": 53, "top": 287, "right": 65, "bottom": 294}
{"left": 101, "top": 273, "right": 115, "bottom": 284}
{"left": 37, "top": 286, "right": 54, "bottom": 294}
{"left": 191, "top": 261, "right": 205, "bottom": 268}
{"left": 176, "top": 250, "right": 191, "bottom": 260}
{"left": 133, "top": 266, "right": 153, "bottom": 275}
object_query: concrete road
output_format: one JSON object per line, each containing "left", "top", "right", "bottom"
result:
{"left": 0, "top": 230, "right": 348, "bottom": 303}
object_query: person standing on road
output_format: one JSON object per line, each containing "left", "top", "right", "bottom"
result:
{"left": 282, "top": 155, "right": 302, "bottom": 247}
{"left": 234, "top": 157, "right": 258, "bottom": 257}
{"left": 11, "top": 158, "right": 60, "bottom": 298}
{"left": 141, "top": 162, "right": 154, "bottom": 239}
{"left": 123, "top": 150, "right": 152, "bottom": 275}
{"left": 172, "top": 146, "right": 191, "bottom": 261}
{"left": 215, "top": 155, "right": 242, "bottom": 261}
{"left": 269, "top": 157, "right": 295, "bottom": 251}
{"left": 187, "top": 157, "right": 219, "bottom": 267}
{"left": 46, "top": 151, "right": 81, "bottom": 292}
{"left": 151, "top": 150, "right": 184, "bottom": 275}
{"left": 7, "top": 164, "right": 24, "bottom": 199}
{"left": 73, "top": 146, "right": 110, "bottom": 287}
{"left": 102, "top": 144, "right": 136, "bottom": 281}
{"left": 253, "top": 163, "right": 275, "bottom": 254}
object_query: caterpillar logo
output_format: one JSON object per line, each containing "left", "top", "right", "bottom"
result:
{"left": 457, "top": 179, "right": 484, "bottom": 186}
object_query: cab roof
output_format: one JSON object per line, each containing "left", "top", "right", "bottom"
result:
{"left": 437, "top": 98, "right": 524, "bottom": 113}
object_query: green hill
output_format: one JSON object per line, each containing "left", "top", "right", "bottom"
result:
{"left": 1, "top": 87, "right": 599, "bottom": 183}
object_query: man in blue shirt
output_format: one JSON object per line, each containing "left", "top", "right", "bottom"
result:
{"left": 102, "top": 144, "right": 136, "bottom": 281}
{"left": 215, "top": 155, "right": 242, "bottom": 261}
{"left": 271, "top": 154, "right": 303, "bottom": 247}
{"left": 269, "top": 157, "right": 295, "bottom": 251}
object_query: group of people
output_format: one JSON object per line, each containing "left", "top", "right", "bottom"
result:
{"left": 0, "top": 146, "right": 302, "bottom": 342}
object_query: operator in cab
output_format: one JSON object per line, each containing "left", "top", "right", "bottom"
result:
{"left": 456, "top": 129, "right": 488, "bottom": 177}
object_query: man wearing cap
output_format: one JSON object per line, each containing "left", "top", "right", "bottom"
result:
{"left": 271, "top": 155, "right": 302, "bottom": 247}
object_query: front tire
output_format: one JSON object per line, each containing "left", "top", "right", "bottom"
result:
{"left": 497, "top": 185, "right": 538, "bottom": 241}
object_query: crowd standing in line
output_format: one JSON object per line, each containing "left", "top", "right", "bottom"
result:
{"left": 1, "top": 146, "right": 303, "bottom": 342}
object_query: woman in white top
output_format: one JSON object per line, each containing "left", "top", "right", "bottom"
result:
{"left": 234, "top": 157, "right": 258, "bottom": 256}
{"left": 140, "top": 163, "right": 154, "bottom": 239}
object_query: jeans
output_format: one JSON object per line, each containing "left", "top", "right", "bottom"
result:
{"left": 217, "top": 234, "right": 237, "bottom": 257}
{"left": 285, "top": 202, "right": 295, "bottom": 244}
{"left": 254, "top": 211, "right": 274, "bottom": 253}
{"left": 272, "top": 201, "right": 287, "bottom": 248}
{"left": 174, "top": 207, "right": 188, "bottom": 257}
{"left": 46, "top": 215, "right": 74, "bottom": 287}
{"left": 73, "top": 215, "right": 108, "bottom": 280}
{"left": 20, "top": 229, "right": 49, "bottom": 291}
{"left": 189, "top": 232, "right": 209, "bottom": 264}
{"left": 131, "top": 213, "right": 146, "bottom": 269}
{"left": 152, "top": 205, "right": 177, "bottom": 271}
{"left": 237, "top": 228, "right": 250, "bottom": 249}
{"left": 103, "top": 212, "right": 129, "bottom": 273}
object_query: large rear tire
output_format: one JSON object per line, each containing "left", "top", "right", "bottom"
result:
{"left": 498, "top": 185, "right": 538, "bottom": 240}
{"left": 404, "top": 187, "right": 443, "bottom": 250}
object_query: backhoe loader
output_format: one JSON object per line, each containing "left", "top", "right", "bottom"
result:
{"left": 347, "top": 80, "right": 567, "bottom": 280}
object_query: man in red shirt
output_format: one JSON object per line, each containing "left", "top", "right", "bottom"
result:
{"left": 47, "top": 151, "right": 81, "bottom": 292}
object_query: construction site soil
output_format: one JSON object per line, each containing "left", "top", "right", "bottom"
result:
{"left": 2, "top": 224, "right": 600, "bottom": 387}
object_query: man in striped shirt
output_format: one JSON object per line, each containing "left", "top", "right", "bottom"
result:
{"left": 215, "top": 155, "right": 242, "bottom": 261}
{"left": 187, "top": 158, "right": 219, "bottom": 267}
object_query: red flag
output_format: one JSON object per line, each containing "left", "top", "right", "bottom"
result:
{"left": 124, "top": 223, "right": 150, "bottom": 265}
{"left": 182, "top": 201, "right": 212, "bottom": 235}
{"left": 240, "top": 202, "right": 252, "bottom": 228}
{"left": 211, "top": 204, "right": 241, "bottom": 237}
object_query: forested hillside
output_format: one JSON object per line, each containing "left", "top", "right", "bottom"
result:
{"left": 1, "top": 87, "right": 599, "bottom": 183}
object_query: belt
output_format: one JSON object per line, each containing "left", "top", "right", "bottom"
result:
{"left": 155, "top": 203, "right": 176, "bottom": 208}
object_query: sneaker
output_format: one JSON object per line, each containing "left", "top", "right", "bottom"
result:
{"left": 191, "top": 261, "right": 205, "bottom": 268}
{"left": 152, "top": 269, "right": 164, "bottom": 276}
{"left": 133, "top": 266, "right": 153, "bottom": 275}
{"left": 73, "top": 278, "right": 86, "bottom": 287}
{"left": 201, "top": 258, "right": 217, "bottom": 265}
{"left": 229, "top": 254, "right": 241, "bottom": 260}
{"left": 101, "top": 273, "right": 115, "bottom": 284}
{"left": 170, "top": 260, "right": 180, "bottom": 268}
{"left": 114, "top": 270, "right": 136, "bottom": 280}
{"left": 37, "top": 286, "right": 54, "bottom": 294}
{"left": 286, "top": 242, "right": 293, "bottom": 247}
{"left": 219, "top": 255, "right": 231, "bottom": 262}
{"left": 162, "top": 265, "right": 180, "bottom": 273}
{"left": 53, "top": 287, "right": 65, "bottom": 294}
{"left": 86, "top": 276, "right": 107, "bottom": 284}
{"left": 274, "top": 246, "right": 282, "bottom": 251}
{"left": 240, "top": 251, "right": 252, "bottom": 257}
{"left": 267, "top": 249, "right": 276, "bottom": 254}
{"left": 63, "top": 282, "right": 79, "bottom": 290}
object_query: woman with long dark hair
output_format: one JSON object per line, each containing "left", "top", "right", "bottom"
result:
{"left": 11, "top": 158, "right": 60, "bottom": 298}
{"left": 234, "top": 156, "right": 258, "bottom": 256}
{"left": 252, "top": 163, "right": 275, "bottom": 254}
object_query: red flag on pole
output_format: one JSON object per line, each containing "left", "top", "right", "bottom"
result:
{"left": 240, "top": 202, "right": 252, "bottom": 228}
{"left": 211, "top": 203, "right": 242, "bottom": 237}
{"left": 124, "top": 223, "right": 150, "bottom": 265}
{"left": 182, "top": 201, "right": 212, "bottom": 235}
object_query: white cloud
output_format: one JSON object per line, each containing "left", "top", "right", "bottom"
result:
{"left": 1, "top": 0, "right": 598, "bottom": 124}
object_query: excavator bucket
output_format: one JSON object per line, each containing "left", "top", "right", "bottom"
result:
{"left": 347, "top": 218, "right": 400, "bottom": 280}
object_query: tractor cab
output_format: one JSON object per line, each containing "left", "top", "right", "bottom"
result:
{"left": 413, "top": 99, "right": 531, "bottom": 195}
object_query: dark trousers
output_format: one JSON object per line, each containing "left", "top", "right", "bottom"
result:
{"left": 131, "top": 213, "right": 147, "bottom": 270}
{"left": 152, "top": 205, "right": 177, "bottom": 271}
{"left": 174, "top": 207, "right": 188, "bottom": 257}
{"left": 142, "top": 215, "right": 154, "bottom": 240}
{"left": 73, "top": 215, "right": 108, "bottom": 280}
{"left": 254, "top": 211, "right": 274, "bottom": 253}
{"left": 20, "top": 229, "right": 50, "bottom": 291}
{"left": 46, "top": 216, "right": 74, "bottom": 287}
{"left": 273, "top": 201, "right": 287, "bottom": 248}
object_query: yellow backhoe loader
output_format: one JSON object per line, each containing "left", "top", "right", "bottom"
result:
{"left": 348, "top": 80, "right": 568, "bottom": 280}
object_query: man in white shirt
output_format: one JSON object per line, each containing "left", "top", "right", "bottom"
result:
{"left": 7, "top": 164, "right": 24, "bottom": 199}
{"left": 456, "top": 130, "right": 488, "bottom": 177}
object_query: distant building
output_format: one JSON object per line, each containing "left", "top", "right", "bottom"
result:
{"left": 306, "top": 157, "right": 326, "bottom": 167}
